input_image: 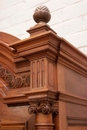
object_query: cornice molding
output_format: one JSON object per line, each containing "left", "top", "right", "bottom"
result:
{"left": 58, "top": 38, "right": 87, "bottom": 77}
{"left": 9, "top": 31, "right": 61, "bottom": 62}
{"left": 9, "top": 31, "right": 61, "bottom": 49}
{"left": 58, "top": 91, "right": 87, "bottom": 106}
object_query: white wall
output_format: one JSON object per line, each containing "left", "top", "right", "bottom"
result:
{"left": 0, "top": 0, "right": 87, "bottom": 55}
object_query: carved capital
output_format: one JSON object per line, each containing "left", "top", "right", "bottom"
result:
{"left": 28, "top": 99, "right": 58, "bottom": 115}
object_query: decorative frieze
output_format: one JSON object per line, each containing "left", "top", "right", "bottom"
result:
{"left": 0, "top": 64, "right": 30, "bottom": 89}
{"left": 28, "top": 99, "right": 58, "bottom": 115}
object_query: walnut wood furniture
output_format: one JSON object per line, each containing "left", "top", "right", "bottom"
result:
{"left": 0, "top": 6, "right": 87, "bottom": 130}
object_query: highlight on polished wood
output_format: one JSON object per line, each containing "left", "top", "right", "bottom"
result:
{"left": 0, "top": 5, "right": 87, "bottom": 130}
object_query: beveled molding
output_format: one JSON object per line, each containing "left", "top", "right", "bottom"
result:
{"left": 58, "top": 91, "right": 87, "bottom": 106}
{"left": 67, "top": 116, "right": 87, "bottom": 126}
{"left": 0, "top": 122, "right": 25, "bottom": 130}
{"left": 28, "top": 98, "right": 58, "bottom": 115}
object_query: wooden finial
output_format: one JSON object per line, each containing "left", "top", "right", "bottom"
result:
{"left": 27, "top": 6, "right": 56, "bottom": 36}
{"left": 33, "top": 5, "right": 51, "bottom": 24}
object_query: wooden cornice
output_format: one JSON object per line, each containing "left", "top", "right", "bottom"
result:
{"left": 9, "top": 31, "right": 60, "bottom": 49}
{"left": 9, "top": 31, "right": 61, "bottom": 61}
{"left": 9, "top": 30, "right": 87, "bottom": 76}
{"left": 58, "top": 38, "right": 87, "bottom": 77}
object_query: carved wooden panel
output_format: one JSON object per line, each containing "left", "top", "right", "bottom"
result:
{"left": 31, "top": 58, "right": 46, "bottom": 89}
{"left": 30, "top": 58, "right": 56, "bottom": 91}
{"left": 0, "top": 64, "right": 30, "bottom": 89}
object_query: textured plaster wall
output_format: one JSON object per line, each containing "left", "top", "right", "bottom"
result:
{"left": 0, "top": 0, "right": 87, "bottom": 55}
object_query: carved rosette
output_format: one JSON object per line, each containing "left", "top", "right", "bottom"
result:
{"left": 28, "top": 100, "right": 58, "bottom": 115}
{"left": 0, "top": 64, "right": 30, "bottom": 89}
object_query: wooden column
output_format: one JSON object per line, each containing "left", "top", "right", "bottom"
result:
{"left": 35, "top": 113, "right": 53, "bottom": 130}
{"left": 28, "top": 99, "right": 58, "bottom": 130}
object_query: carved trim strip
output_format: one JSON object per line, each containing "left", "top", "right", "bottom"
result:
{"left": 28, "top": 100, "right": 58, "bottom": 115}
{"left": 0, "top": 64, "right": 30, "bottom": 89}
{"left": 67, "top": 116, "right": 87, "bottom": 126}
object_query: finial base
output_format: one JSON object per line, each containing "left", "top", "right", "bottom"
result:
{"left": 27, "top": 23, "right": 56, "bottom": 36}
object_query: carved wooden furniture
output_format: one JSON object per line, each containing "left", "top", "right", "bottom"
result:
{"left": 0, "top": 5, "right": 87, "bottom": 130}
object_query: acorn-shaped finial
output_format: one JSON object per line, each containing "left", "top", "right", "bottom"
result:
{"left": 33, "top": 5, "right": 51, "bottom": 24}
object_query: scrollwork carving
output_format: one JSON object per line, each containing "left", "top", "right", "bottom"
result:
{"left": 51, "top": 104, "right": 58, "bottom": 115}
{"left": 5, "top": 74, "right": 14, "bottom": 84}
{"left": 28, "top": 104, "right": 38, "bottom": 114}
{"left": 40, "top": 101, "right": 52, "bottom": 114}
{"left": 0, "top": 64, "right": 30, "bottom": 89}
{"left": 25, "top": 75, "right": 30, "bottom": 86}
{"left": 28, "top": 100, "right": 58, "bottom": 115}
{"left": 0, "top": 68, "right": 5, "bottom": 77}
{"left": 13, "top": 77, "right": 23, "bottom": 88}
